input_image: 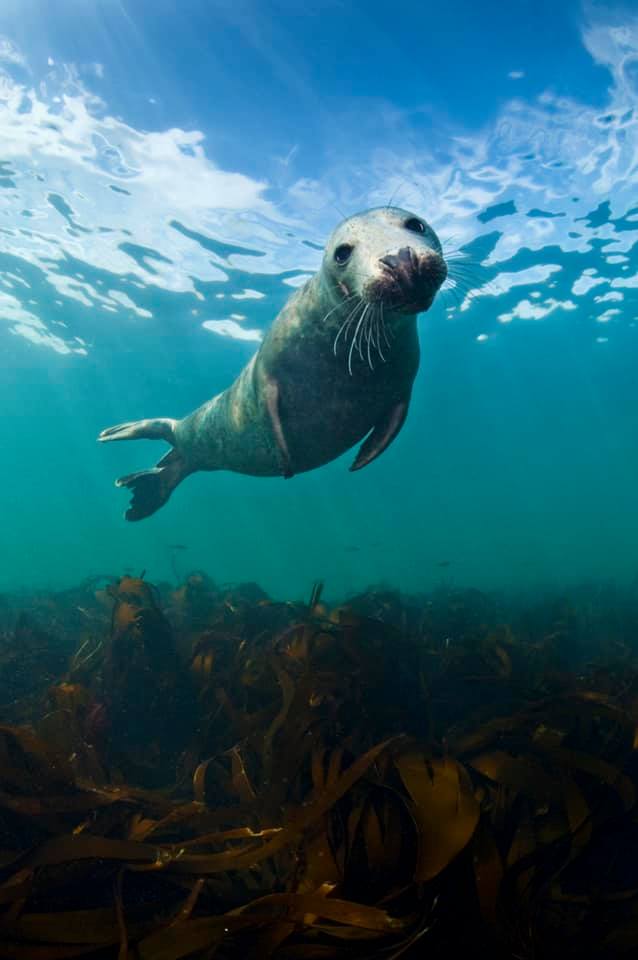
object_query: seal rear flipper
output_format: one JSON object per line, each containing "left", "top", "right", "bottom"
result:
{"left": 115, "top": 449, "right": 189, "bottom": 522}
{"left": 349, "top": 399, "right": 410, "bottom": 472}
{"left": 98, "top": 417, "right": 177, "bottom": 444}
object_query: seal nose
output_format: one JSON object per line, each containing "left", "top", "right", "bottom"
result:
{"left": 371, "top": 245, "right": 447, "bottom": 311}
{"left": 379, "top": 247, "right": 416, "bottom": 271}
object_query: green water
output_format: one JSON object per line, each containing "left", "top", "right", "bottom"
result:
{"left": 1, "top": 3, "right": 637, "bottom": 603}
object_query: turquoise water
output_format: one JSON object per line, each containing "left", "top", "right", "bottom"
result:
{"left": 1, "top": 2, "right": 638, "bottom": 601}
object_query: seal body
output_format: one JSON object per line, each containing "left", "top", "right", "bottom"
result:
{"left": 99, "top": 207, "right": 447, "bottom": 520}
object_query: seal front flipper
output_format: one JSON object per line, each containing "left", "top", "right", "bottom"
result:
{"left": 263, "top": 374, "right": 294, "bottom": 479}
{"left": 349, "top": 399, "right": 410, "bottom": 472}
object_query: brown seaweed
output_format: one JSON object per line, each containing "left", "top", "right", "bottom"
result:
{"left": 1, "top": 576, "right": 638, "bottom": 957}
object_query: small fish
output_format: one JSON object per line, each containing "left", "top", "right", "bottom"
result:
{"left": 344, "top": 545, "right": 360, "bottom": 553}
{"left": 437, "top": 560, "right": 452, "bottom": 568}
{"left": 168, "top": 543, "right": 188, "bottom": 551}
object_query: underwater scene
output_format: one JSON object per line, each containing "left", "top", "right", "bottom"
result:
{"left": 3, "top": 0, "right": 638, "bottom": 956}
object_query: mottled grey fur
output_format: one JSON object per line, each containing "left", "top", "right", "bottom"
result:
{"left": 99, "top": 207, "right": 447, "bottom": 520}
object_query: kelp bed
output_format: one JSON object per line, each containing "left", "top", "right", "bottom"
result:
{"left": 2, "top": 577, "right": 638, "bottom": 957}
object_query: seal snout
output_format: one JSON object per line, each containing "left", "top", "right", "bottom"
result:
{"left": 379, "top": 246, "right": 419, "bottom": 272}
{"left": 374, "top": 245, "right": 447, "bottom": 313}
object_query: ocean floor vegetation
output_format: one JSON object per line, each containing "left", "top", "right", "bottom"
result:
{"left": 1, "top": 573, "right": 638, "bottom": 957}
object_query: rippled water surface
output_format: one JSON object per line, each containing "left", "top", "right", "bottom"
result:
{"left": 2, "top": 1, "right": 638, "bottom": 598}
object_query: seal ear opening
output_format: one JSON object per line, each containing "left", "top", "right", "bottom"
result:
{"left": 115, "top": 449, "right": 189, "bottom": 522}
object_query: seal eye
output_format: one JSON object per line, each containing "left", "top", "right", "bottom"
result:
{"left": 404, "top": 217, "right": 425, "bottom": 234}
{"left": 334, "top": 243, "right": 353, "bottom": 265}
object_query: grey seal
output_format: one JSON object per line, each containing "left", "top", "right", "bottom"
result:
{"left": 99, "top": 207, "right": 447, "bottom": 520}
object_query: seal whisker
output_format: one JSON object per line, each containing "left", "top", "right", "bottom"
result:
{"left": 373, "top": 305, "right": 385, "bottom": 353}
{"left": 376, "top": 309, "right": 386, "bottom": 363}
{"left": 355, "top": 304, "right": 370, "bottom": 362}
{"left": 369, "top": 304, "right": 379, "bottom": 350}
{"left": 440, "top": 233, "right": 461, "bottom": 249}
{"left": 445, "top": 266, "right": 484, "bottom": 290}
{"left": 446, "top": 276, "right": 481, "bottom": 293}
{"left": 446, "top": 273, "right": 480, "bottom": 286}
{"left": 447, "top": 262, "right": 483, "bottom": 282}
{"left": 444, "top": 280, "right": 474, "bottom": 297}
{"left": 385, "top": 179, "right": 407, "bottom": 211}
{"left": 440, "top": 287, "right": 462, "bottom": 310}
{"left": 442, "top": 281, "right": 468, "bottom": 305}
{"left": 450, "top": 270, "right": 494, "bottom": 299}
{"left": 346, "top": 301, "right": 365, "bottom": 339}
{"left": 348, "top": 303, "right": 370, "bottom": 375}
{"left": 445, "top": 252, "right": 478, "bottom": 263}
{"left": 447, "top": 283, "right": 478, "bottom": 306}
{"left": 445, "top": 260, "right": 483, "bottom": 281}
{"left": 371, "top": 304, "right": 387, "bottom": 365}
{"left": 365, "top": 307, "right": 375, "bottom": 370}
{"left": 442, "top": 280, "right": 475, "bottom": 309}
{"left": 360, "top": 304, "right": 373, "bottom": 362}
{"left": 373, "top": 304, "right": 384, "bottom": 358}
{"left": 379, "top": 305, "right": 388, "bottom": 350}
{"left": 441, "top": 244, "right": 479, "bottom": 264}
{"left": 456, "top": 271, "right": 478, "bottom": 284}
{"left": 333, "top": 297, "right": 365, "bottom": 356}
{"left": 337, "top": 299, "right": 367, "bottom": 353}
{"left": 328, "top": 293, "right": 361, "bottom": 336}
{"left": 323, "top": 293, "right": 358, "bottom": 326}
{"left": 442, "top": 241, "right": 474, "bottom": 254}
{"left": 381, "top": 304, "right": 395, "bottom": 346}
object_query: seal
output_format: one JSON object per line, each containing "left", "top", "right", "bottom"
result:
{"left": 99, "top": 207, "right": 447, "bottom": 520}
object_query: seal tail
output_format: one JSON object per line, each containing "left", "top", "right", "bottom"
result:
{"left": 98, "top": 417, "right": 189, "bottom": 521}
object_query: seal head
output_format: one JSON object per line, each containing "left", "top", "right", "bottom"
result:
{"left": 324, "top": 206, "right": 447, "bottom": 316}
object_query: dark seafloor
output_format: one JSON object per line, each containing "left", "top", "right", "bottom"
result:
{"left": 2, "top": 571, "right": 638, "bottom": 958}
